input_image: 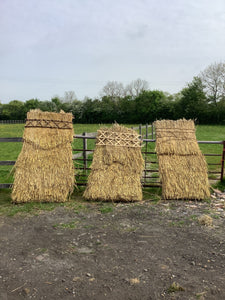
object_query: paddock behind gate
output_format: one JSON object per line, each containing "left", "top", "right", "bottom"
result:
{"left": 0, "top": 124, "right": 224, "bottom": 189}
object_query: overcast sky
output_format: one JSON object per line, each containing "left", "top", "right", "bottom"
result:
{"left": 0, "top": 0, "right": 225, "bottom": 103}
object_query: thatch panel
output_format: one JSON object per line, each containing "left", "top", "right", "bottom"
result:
{"left": 155, "top": 119, "right": 201, "bottom": 155}
{"left": 83, "top": 165, "right": 143, "bottom": 201}
{"left": 11, "top": 110, "right": 75, "bottom": 203}
{"left": 158, "top": 155, "right": 210, "bottom": 200}
{"left": 84, "top": 124, "right": 144, "bottom": 202}
{"left": 91, "top": 145, "right": 143, "bottom": 172}
{"left": 155, "top": 119, "right": 210, "bottom": 200}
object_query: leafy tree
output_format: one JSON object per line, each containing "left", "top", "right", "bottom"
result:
{"left": 37, "top": 100, "right": 57, "bottom": 112}
{"left": 178, "top": 77, "right": 207, "bottom": 122}
{"left": 116, "top": 96, "right": 136, "bottom": 123}
{"left": 51, "top": 97, "right": 62, "bottom": 112}
{"left": 134, "top": 90, "right": 166, "bottom": 123}
{"left": 1, "top": 100, "right": 25, "bottom": 120}
{"left": 24, "top": 99, "right": 40, "bottom": 113}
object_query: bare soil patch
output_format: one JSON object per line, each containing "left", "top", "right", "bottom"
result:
{"left": 0, "top": 198, "right": 225, "bottom": 300}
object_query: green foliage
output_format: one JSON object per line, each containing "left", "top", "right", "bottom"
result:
{"left": 168, "top": 282, "right": 185, "bottom": 293}
{"left": 134, "top": 90, "right": 166, "bottom": 123}
{"left": 1, "top": 100, "right": 26, "bottom": 120}
{"left": 99, "top": 205, "right": 114, "bottom": 214}
{"left": 1, "top": 77, "right": 225, "bottom": 124}
{"left": 179, "top": 77, "right": 207, "bottom": 122}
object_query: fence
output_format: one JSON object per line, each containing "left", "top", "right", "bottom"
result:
{"left": 0, "top": 120, "right": 25, "bottom": 124}
{"left": 73, "top": 135, "right": 225, "bottom": 188}
{"left": 0, "top": 124, "right": 225, "bottom": 189}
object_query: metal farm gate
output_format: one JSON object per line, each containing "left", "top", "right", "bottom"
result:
{"left": 0, "top": 124, "right": 225, "bottom": 189}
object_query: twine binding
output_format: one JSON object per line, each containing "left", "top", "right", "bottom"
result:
{"left": 25, "top": 119, "right": 73, "bottom": 129}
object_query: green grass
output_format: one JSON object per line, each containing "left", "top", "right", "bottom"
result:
{"left": 0, "top": 188, "right": 88, "bottom": 216}
{"left": 1, "top": 124, "right": 225, "bottom": 212}
{"left": 0, "top": 189, "right": 64, "bottom": 216}
{"left": 53, "top": 221, "right": 78, "bottom": 229}
{"left": 0, "top": 123, "right": 141, "bottom": 185}
{"left": 99, "top": 205, "right": 114, "bottom": 214}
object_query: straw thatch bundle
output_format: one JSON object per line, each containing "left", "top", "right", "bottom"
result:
{"left": 11, "top": 109, "right": 75, "bottom": 203}
{"left": 155, "top": 119, "right": 210, "bottom": 200}
{"left": 83, "top": 124, "right": 144, "bottom": 201}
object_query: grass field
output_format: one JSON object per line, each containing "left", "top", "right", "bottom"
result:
{"left": 0, "top": 123, "right": 225, "bottom": 214}
{"left": 0, "top": 123, "right": 225, "bottom": 183}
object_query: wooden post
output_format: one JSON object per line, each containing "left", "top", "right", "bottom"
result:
{"left": 151, "top": 123, "right": 154, "bottom": 139}
{"left": 83, "top": 132, "right": 87, "bottom": 172}
{"left": 220, "top": 141, "right": 225, "bottom": 182}
{"left": 139, "top": 124, "right": 142, "bottom": 136}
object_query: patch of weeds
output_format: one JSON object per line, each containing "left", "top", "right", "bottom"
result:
{"left": 0, "top": 190, "right": 63, "bottom": 216}
{"left": 169, "top": 220, "right": 185, "bottom": 227}
{"left": 53, "top": 221, "right": 78, "bottom": 229}
{"left": 211, "top": 214, "right": 220, "bottom": 219}
{"left": 40, "top": 248, "right": 48, "bottom": 253}
{"left": 168, "top": 282, "right": 185, "bottom": 293}
{"left": 5, "top": 202, "right": 59, "bottom": 217}
{"left": 143, "top": 187, "right": 162, "bottom": 204}
{"left": 190, "top": 214, "right": 198, "bottom": 221}
{"left": 83, "top": 224, "right": 94, "bottom": 229}
{"left": 168, "top": 204, "right": 176, "bottom": 210}
{"left": 73, "top": 204, "right": 87, "bottom": 214}
{"left": 99, "top": 205, "right": 113, "bottom": 214}
{"left": 203, "top": 209, "right": 211, "bottom": 214}
{"left": 196, "top": 292, "right": 207, "bottom": 299}
{"left": 122, "top": 226, "right": 138, "bottom": 233}
{"left": 212, "top": 181, "right": 225, "bottom": 192}
{"left": 203, "top": 197, "right": 211, "bottom": 204}
{"left": 148, "top": 205, "right": 157, "bottom": 211}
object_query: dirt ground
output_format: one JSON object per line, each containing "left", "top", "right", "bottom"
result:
{"left": 0, "top": 195, "right": 225, "bottom": 300}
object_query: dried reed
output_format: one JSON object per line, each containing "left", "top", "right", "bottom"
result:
{"left": 11, "top": 109, "right": 75, "bottom": 203}
{"left": 83, "top": 124, "right": 144, "bottom": 201}
{"left": 155, "top": 119, "right": 210, "bottom": 200}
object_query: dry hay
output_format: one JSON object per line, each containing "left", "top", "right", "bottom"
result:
{"left": 83, "top": 124, "right": 144, "bottom": 202}
{"left": 155, "top": 119, "right": 210, "bottom": 200}
{"left": 11, "top": 109, "right": 75, "bottom": 203}
{"left": 198, "top": 215, "right": 213, "bottom": 226}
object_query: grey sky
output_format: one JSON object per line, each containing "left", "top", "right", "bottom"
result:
{"left": 0, "top": 0, "right": 225, "bottom": 103}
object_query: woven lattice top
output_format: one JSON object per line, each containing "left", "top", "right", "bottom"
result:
{"left": 25, "top": 119, "right": 73, "bottom": 129}
{"left": 96, "top": 129, "right": 141, "bottom": 147}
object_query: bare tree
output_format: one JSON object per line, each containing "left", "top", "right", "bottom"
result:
{"left": 101, "top": 81, "right": 125, "bottom": 100}
{"left": 125, "top": 78, "right": 149, "bottom": 98}
{"left": 63, "top": 91, "right": 77, "bottom": 103}
{"left": 200, "top": 62, "right": 225, "bottom": 105}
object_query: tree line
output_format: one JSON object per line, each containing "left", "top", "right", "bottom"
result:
{"left": 1, "top": 62, "right": 225, "bottom": 124}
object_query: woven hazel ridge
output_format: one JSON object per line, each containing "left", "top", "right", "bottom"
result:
{"left": 96, "top": 128, "right": 142, "bottom": 148}
{"left": 11, "top": 109, "right": 75, "bottom": 203}
{"left": 155, "top": 119, "right": 210, "bottom": 200}
{"left": 84, "top": 124, "right": 144, "bottom": 202}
